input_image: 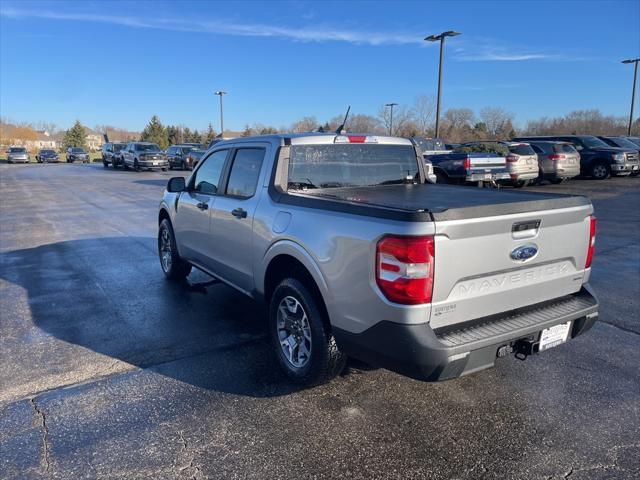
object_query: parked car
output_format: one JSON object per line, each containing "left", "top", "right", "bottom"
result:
{"left": 6, "top": 147, "right": 30, "bottom": 163}
{"left": 186, "top": 148, "right": 206, "bottom": 170}
{"left": 66, "top": 147, "right": 89, "bottom": 163}
{"left": 462, "top": 141, "right": 539, "bottom": 187}
{"left": 36, "top": 149, "right": 60, "bottom": 163}
{"left": 597, "top": 136, "right": 640, "bottom": 176}
{"left": 158, "top": 133, "right": 599, "bottom": 385}
{"left": 524, "top": 141, "right": 581, "bottom": 183}
{"left": 513, "top": 135, "right": 639, "bottom": 179}
{"left": 121, "top": 142, "right": 168, "bottom": 171}
{"left": 101, "top": 142, "right": 127, "bottom": 168}
{"left": 166, "top": 144, "right": 204, "bottom": 170}
{"left": 428, "top": 150, "right": 510, "bottom": 186}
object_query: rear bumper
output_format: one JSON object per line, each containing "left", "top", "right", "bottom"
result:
{"left": 465, "top": 168, "right": 510, "bottom": 182}
{"left": 334, "top": 285, "right": 598, "bottom": 382}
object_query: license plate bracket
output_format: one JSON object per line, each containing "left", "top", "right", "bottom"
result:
{"left": 539, "top": 321, "right": 571, "bottom": 351}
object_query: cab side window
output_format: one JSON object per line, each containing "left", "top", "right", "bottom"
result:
{"left": 193, "top": 150, "right": 228, "bottom": 195}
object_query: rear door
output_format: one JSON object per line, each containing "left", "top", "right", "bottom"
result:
{"left": 429, "top": 206, "right": 592, "bottom": 329}
{"left": 209, "top": 146, "right": 268, "bottom": 293}
{"left": 173, "top": 149, "right": 229, "bottom": 265}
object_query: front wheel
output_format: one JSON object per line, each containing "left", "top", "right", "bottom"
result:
{"left": 158, "top": 219, "right": 191, "bottom": 280}
{"left": 134, "top": 159, "right": 140, "bottom": 172}
{"left": 630, "top": 170, "right": 640, "bottom": 177}
{"left": 269, "top": 278, "right": 346, "bottom": 386}
{"left": 590, "top": 161, "right": 610, "bottom": 180}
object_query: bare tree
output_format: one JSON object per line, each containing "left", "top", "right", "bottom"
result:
{"left": 412, "top": 95, "right": 436, "bottom": 135}
{"left": 290, "top": 116, "right": 319, "bottom": 133}
{"left": 480, "top": 107, "right": 514, "bottom": 138}
{"left": 377, "top": 104, "right": 413, "bottom": 136}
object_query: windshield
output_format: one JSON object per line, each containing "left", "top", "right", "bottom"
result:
{"left": 605, "top": 137, "right": 639, "bottom": 149}
{"left": 71, "top": 148, "right": 85, "bottom": 153}
{"left": 288, "top": 144, "right": 420, "bottom": 190}
{"left": 113, "top": 144, "right": 125, "bottom": 151}
{"left": 580, "top": 136, "right": 610, "bottom": 149}
{"left": 41, "top": 150, "right": 55, "bottom": 154}
{"left": 9, "top": 147, "right": 26, "bottom": 153}
{"left": 136, "top": 144, "right": 160, "bottom": 152}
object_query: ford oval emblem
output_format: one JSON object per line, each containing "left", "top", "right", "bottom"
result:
{"left": 510, "top": 243, "right": 538, "bottom": 262}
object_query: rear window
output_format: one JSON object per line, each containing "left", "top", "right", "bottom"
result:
{"left": 9, "top": 147, "right": 26, "bottom": 153}
{"left": 508, "top": 144, "right": 536, "bottom": 155}
{"left": 553, "top": 143, "right": 577, "bottom": 154}
{"left": 288, "top": 144, "right": 419, "bottom": 190}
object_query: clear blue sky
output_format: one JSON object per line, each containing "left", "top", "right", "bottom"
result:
{"left": 1, "top": 0, "right": 639, "bottom": 132}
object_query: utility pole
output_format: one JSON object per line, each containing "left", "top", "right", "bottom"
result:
{"left": 425, "top": 31, "right": 461, "bottom": 138}
{"left": 622, "top": 59, "right": 639, "bottom": 135}
{"left": 214, "top": 91, "right": 227, "bottom": 138}
{"left": 385, "top": 103, "right": 398, "bottom": 135}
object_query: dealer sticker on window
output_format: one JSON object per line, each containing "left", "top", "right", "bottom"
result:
{"left": 539, "top": 321, "right": 571, "bottom": 352}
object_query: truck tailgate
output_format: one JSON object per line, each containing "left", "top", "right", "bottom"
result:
{"left": 429, "top": 203, "right": 593, "bottom": 329}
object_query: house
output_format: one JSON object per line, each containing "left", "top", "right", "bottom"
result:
{"left": 84, "top": 127, "right": 104, "bottom": 151}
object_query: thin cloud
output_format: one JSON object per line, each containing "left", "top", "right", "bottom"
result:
{"left": 0, "top": 7, "right": 425, "bottom": 46}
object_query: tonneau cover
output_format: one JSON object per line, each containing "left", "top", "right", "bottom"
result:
{"left": 290, "top": 184, "right": 590, "bottom": 221}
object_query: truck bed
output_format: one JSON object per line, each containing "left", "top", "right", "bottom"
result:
{"left": 279, "top": 184, "right": 590, "bottom": 222}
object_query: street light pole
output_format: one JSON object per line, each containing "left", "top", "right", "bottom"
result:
{"left": 425, "top": 31, "right": 461, "bottom": 139}
{"left": 214, "top": 91, "right": 227, "bottom": 138}
{"left": 385, "top": 103, "right": 398, "bottom": 135}
{"left": 622, "top": 59, "right": 639, "bottom": 135}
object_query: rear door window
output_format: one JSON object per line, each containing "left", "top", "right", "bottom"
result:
{"left": 225, "top": 148, "right": 266, "bottom": 198}
{"left": 553, "top": 143, "right": 577, "bottom": 154}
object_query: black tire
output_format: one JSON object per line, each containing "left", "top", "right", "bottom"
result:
{"left": 181, "top": 160, "right": 186, "bottom": 171}
{"left": 269, "top": 278, "right": 346, "bottom": 386}
{"left": 134, "top": 159, "right": 140, "bottom": 172}
{"left": 103, "top": 161, "right": 108, "bottom": 168}
{"left": 550, "top": 177, "right": 565, "bottom": 184}
{"left": 161, "top": 167, "right": 167, "bottom": 172}
{"left": 630, "top": 170, "right": 640, "bottom": 177}
{"left": 590, "top": 161, "right": 610, "bottom": 180}
{"left": 435, "top": 172, "right": 448, "bottom": 184}
{"left": 158, "top": 219, "right": 191, "bottom": 280}
{"left": 513, "top": 180, "right": 526, "bottom": 188}
{"left": 123, "top": 161, "right": 129, "bottom": 170}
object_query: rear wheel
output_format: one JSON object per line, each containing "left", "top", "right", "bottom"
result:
{"left": 550, "top": 177, "right": 565, "bottom": 184}
{"left": 158, "top": 219, "right": 191, "bottom": 280}
{"left": 590, "top": 161, "right": 610, "bottom": 180}
{"left": 269, "top": 278, "right": 346, "bottom": 386}
{"left": 123, "top": 160, "right": 129, "bottom": 170}
{"left": 435, "top": 172, "right": 448, "bottom": 184}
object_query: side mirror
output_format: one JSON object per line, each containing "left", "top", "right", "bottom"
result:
{"left": 167, "top": 177, "right": 186, "bottom": 193}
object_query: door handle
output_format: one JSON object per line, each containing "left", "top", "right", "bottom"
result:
{"left": 231, "top": 208, "right": 247, "bottom": 219}
{"left": 196, "top": 201, "right": 208, "bottom": 211}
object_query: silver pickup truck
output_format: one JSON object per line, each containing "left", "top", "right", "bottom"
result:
{"left": 157, "top": 133, "right": 599, "bottom": 386}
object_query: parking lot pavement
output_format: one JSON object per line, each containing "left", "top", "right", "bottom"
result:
{"left": 1, "top": 163, "right": 638, "bottom": 479}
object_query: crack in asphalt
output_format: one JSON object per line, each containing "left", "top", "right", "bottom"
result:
{"left": 29, "top": 397, "right": 51, "bottom": 474}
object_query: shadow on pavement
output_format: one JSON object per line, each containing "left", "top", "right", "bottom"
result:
{"left": 1, "top": 236, "right": 305, "bottom": 398}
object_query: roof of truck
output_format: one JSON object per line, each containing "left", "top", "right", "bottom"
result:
{"left": 213, "top": 133, "right": 413, "bottom": 147}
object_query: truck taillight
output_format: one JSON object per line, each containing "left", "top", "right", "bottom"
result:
{"left": 376, "top": 235, "right": 435, "bottom": 305}
{"left": 506, "top": 155, "right": 518, "bottom": 163}
{"left": 585, "top": 215, "right": 596, "bottom": 268}
{"left": 462, "top": 157, "right": 471, "bottom": 169}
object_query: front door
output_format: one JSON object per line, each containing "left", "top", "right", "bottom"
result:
{"left": 173, "top": 149, "right": 229, "bottom": 265}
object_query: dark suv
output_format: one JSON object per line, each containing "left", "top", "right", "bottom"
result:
{"left": 121, "top": 142, "right": 168, "bottom": 171}
{"left": 66, "top": 147, "right": 89, "bottom": 163}
{"left": 166, "top": 144, "right": 204, "bottom": 170}
{"left": 101, "top": 142, "right": 127, "bottom": 168}
{"left": 513, "top": 135, "right": 639, "bottom": 179}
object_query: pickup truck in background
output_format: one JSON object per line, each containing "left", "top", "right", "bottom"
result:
{"left": 513, "top": 135, "right": 639, "bottom": 179}
{"left": 462, "top": 141, "right": 539, "bottom": 187}
{"left": 158, "top": 133, "right": 599, "bottom": 386}
{"left": 427, "top": 150, "right": 511, "bottom": 186}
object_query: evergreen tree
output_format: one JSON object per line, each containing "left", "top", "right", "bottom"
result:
{"left": 140, "top": 115, "right": 168, "bottom": 149}
{"left": 63, "top": 120, "right": 87, "bottom": 149}
{"left": 167, "top": 125, "right": 180, "bottom": 145}
{"left": 203, "top": 123, "right": 217, "bottom": 144}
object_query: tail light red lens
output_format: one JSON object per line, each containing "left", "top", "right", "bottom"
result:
{"left": 585, "top": 215, "right": 596, "bottom": 268}
{"left": 462, "top": 156, "right": 471, "bottom": 169}
{"left": 376, "top": 235, "right": 435, "bottom": 305}
{"left": 548, "top": 154, "right": 566, "bottom": 161}
{"left": 506, "top": 155, "right": 518, "bottom": 163}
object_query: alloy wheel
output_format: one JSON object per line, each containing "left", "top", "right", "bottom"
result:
{"left": 277, "top": 296, "right": 312, "bottom": 368}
